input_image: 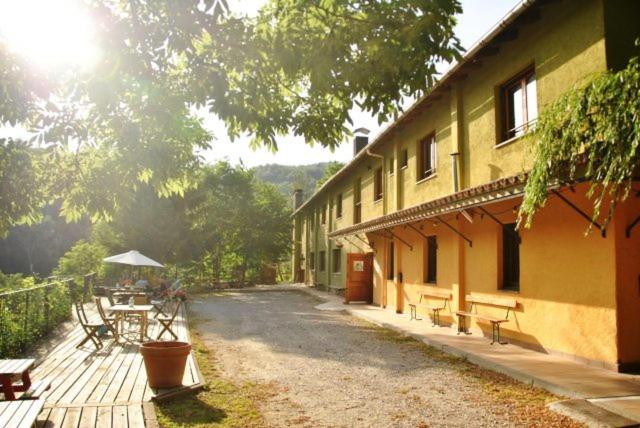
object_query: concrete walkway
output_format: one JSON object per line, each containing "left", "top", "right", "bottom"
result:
{"left": 247, "top": 284, "right": 640, "bottom": 427}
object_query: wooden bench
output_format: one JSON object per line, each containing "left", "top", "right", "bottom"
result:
{"left": 408, "top": 288, "right": 452, "bottom": 326}
{"left": 19, "top": 379, "right": 50, "bottom": 400}
{"left": 0, "top": 398, "right": 45, "bottom": 428}
{"left": 456, "top": 294, "right": 517, "bottom": 345}
{"left": 0, "top": 359, "right": 50, "bottom": 401}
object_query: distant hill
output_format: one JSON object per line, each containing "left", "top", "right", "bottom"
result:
{"left": 253, "top": 163, "right": 330, "bottom": 202}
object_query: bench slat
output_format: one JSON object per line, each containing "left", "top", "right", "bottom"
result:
{"left": 21, "top": 379, "right": 51, "bottom": 399}
{"left": 413, "top": 303, "right": 447, "bottom": 311}
{"left": 456, "top": 311, "right": 507, "bottom": 323}
{"left": 420, "top": 289, "right": 452, "bottom": 300}
{"left": 466, "top": 294, "right": 517, "bottom": 308}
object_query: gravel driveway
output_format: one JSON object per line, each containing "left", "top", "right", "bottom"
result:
{"left": 190, "top": 290, "right": 577, "bottom": 428}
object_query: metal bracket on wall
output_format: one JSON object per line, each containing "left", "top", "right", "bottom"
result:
{"left": 373, "top": 230, "right": 413, "bottom": 251}
{"left": 477, "top": 206, "right": 520, "bottom": 244}
{"left": 353, "top": 234, "right": 373, "bottom": 248}
{"left": 435, "top": 216, "right": 473, "bottom": 247}
{"left": 551, "top": 190, "right": 606, "bottom": 237}
{"left": 626, "top": 215, "right": 640, "bottom": 238}
{"left": 342, "top": 236, "right": 366, "bottom": 253}
{"left": 406, "top": 223, "right": 430, "bottom": 240}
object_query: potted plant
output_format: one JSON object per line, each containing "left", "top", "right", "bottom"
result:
{"left": 140, "top": 341, "right": 192, "bottom": 388}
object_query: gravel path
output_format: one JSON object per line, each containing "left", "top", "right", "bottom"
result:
{"left": 190, "top": 290, "right": 576, "bottom": 428}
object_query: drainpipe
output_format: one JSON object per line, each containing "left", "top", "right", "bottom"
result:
{"left": 366, "top": 149, "right": 386, "bottom": 215}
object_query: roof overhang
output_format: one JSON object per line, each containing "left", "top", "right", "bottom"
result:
{"left": 328, "top": 175, "right": 527, "bottom": 238}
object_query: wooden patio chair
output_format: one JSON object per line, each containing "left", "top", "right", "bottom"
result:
{"left": 75, "top": 301, "right": 103, "bottom": 350}
{"left": 157, "top": 301, "right": 182, "bottom": 340}
{"left": 95, "top": 297, "right": 118, "bottom": 337}
{"left": 105, "top": 289, "right": 117, "bottom": 306}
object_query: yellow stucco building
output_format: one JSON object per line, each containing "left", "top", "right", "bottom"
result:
{"left": 291, "top": 0, "right": 640, "bottom": 372}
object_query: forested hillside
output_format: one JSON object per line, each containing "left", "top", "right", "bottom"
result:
{"left": 253, "top": 163, "right": 330, "bottom": 201}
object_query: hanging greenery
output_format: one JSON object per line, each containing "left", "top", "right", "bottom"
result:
{"left": 519, "top": 57, "right": 640, "bottom": 230}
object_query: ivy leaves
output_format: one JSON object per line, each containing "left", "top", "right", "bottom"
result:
{"left": 520, "top": 57, "right": 640, "bottom": 229}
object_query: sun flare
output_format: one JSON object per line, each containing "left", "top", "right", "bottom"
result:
{"left": 0, "top": 0, "right": 100, "bottom": 71}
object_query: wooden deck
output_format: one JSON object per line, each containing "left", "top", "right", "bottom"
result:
{"left": 30, "top": 300, "right": 201, "bottom": 427}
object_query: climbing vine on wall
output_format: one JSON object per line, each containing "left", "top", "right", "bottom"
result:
{"left": 519, "top": 57, "right": 640, "bottom": 230}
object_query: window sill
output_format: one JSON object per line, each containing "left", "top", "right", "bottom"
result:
{"left": 495, "top": 132, "right": 529, "bottom": 149}
{"left": 425, "top": 282, "right": 437, "bottom": 286}
{"left": 416, "top": 173, "right": 437, "bottom": 185}
{"left": 373, "top": 198, "right": 383, "bottom": 205}
{"left": 498, "top": 288, "right": 520, "bottom": 294}
{"left": 400, "top": 165, "right": 408, "bottom": 170}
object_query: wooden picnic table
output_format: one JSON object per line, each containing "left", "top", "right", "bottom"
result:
{"left": 0, "top": 399, "right": 44, "bottom": 428}
{"left": 107, "top": 304, "right": 154, "bottom": 343}
{"left": 0, "top": 359, "right": 34, "bottom": 401}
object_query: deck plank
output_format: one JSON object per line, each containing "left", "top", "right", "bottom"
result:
{"left": 34, "top": 300, "right": 196, "bottom": 427}
{"left": 60, "top": 406, "right": 82, "bottom": 428}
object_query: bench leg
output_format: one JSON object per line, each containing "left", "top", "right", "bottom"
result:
{"left": 457, "top": 315, "right": 472, "bottom": 335}
{"left": 409, "top": 305, "right": 421, "bottom": 321}
{"left": 491, "top": 322, "right": 508, "bottom": 345}
{"left": 431, "top": 309, "right": 438, "bottom": 327}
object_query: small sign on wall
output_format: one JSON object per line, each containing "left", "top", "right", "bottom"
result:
{"left": 353, "top": 260, "right": 364, "bottom": 272}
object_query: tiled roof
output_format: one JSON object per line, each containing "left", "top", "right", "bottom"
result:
{"left": 328, "top": 174, "right": 527, "bottom": 238}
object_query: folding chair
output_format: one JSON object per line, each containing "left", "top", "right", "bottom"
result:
{"left": 95, "top": 297, "right": 118, "bottom": 337}
{"left": 75, "top": 301, "right": 103, "bottom": 350}
{"left": 157, "top": 301, "right": 182, "bottom": 340}
{"left": 105, "top": 289, "right": 117, "bottom": 306}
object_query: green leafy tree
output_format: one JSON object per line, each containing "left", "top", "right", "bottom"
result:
{"left": 0, "top": 140, "right": 44, "bottom": 234}
{"left": 54, "top": 240, "right": 107, "bottom": 282}
{"left": 316, "top": 161, "right": 345, "bottom": 189}
{"left": 520, "top": 57, "right": 640, "bottom": 230}
{"left": 0, "top": 0, "right": 462, "bottom": 234}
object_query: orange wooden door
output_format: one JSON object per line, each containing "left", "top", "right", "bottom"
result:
{"left": 345, "top": 253, "right": 373, "bottom": 303}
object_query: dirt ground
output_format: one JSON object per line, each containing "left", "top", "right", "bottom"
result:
{"left": 190, "top": 290, "right": 579, "bottom": 428}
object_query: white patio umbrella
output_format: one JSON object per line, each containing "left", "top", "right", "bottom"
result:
{"left": 103, "top": 250, "right": 164, "bottom": 268}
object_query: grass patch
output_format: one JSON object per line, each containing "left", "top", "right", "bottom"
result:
{"left": 154, "top": 323, "right": 273, "bottom": 427}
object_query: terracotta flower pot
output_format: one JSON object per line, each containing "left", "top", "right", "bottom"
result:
{"left": 140, "top": 341, "right": 192, "bottom": 388}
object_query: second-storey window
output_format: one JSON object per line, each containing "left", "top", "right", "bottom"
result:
{"left": 321, "top": 204, "right": 327, "bottom": 224}
{"left": 501, "top": 67, "right": 537, "bottom": 141}
{"left": 400, "top": 149, "right": 408, "bottom": 168}
{"left": 336, "top": 193, "right": 343, "bottom": 218}
{"left": 374, "top": 168, "right": 383, "bottom": 201}
{"left": 417, "top": 134, "right": 436, "bottom": 181}
{"left": 389, "top": 157, "right": 395, "bottom": 175}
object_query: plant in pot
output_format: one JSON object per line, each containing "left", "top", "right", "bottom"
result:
{"left": 140, "top": 341, "right": 192, "bottom": 388}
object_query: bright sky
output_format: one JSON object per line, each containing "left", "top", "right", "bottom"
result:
{"left": 0, "top": 0, "right": 522, "bottom": 167}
